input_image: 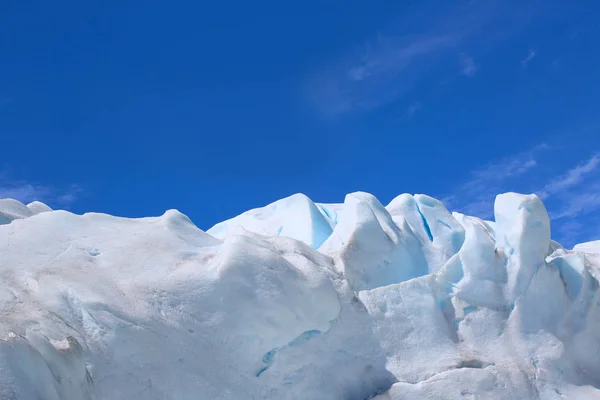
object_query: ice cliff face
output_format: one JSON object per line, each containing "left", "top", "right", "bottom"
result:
{"left": 1, "top": 192, "right": 599, "bottom": 399}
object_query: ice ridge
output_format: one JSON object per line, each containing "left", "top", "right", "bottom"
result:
{"left": 0, "top": 192, "right": 599, "bottom": 399}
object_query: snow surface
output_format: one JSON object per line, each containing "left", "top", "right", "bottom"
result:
{"left": 1, "top": 192, "right": 599, "bottom": 399}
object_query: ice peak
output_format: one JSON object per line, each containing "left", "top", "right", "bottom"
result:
{"left": 0, "top": 198, "right": 53, "bottom": 224}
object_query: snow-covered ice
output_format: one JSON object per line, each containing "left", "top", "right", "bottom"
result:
{"left": 1, "top": 192, "right": 599, "bottom": 399}
{"left": 0, "top": 199, "right": 51, "bottom": 224}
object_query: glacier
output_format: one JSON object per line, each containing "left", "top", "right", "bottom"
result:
{"left": 1, "top": 192, "right": 599, "bottom": 399}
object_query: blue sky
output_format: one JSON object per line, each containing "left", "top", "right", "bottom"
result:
{"left": 1, "top": 0, "right": 599, "bottom": 247}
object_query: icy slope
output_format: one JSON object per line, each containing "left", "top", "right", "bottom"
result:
{"left": 0, "top": 192, "right": 599, "bottom": 399}
{"left": 0, "top": 198, "right": 52, "bottom": 224}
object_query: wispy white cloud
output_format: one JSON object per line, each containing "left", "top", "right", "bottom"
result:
{"left": 467, "top": 150, "right": 542, "bottom": 183}
{"left": 441, "top": 147, "right": 600, "bottom": 246}
{"left": 521, "top": 49, "right": 536, "bottom": 67}
{"left": 538, "top": 153, "right": 600, "bottom": 199}
{"left": 441, "top": 144, "right": 547, "bottom": 219}
{"left": 0, "top": 175, "right": 81, "bottom": 208}
{"left": 551, "top": 188, "right": 600, "bottom": 247}
{"left": 347, "top": 35, "right": 459, "bottom": 84}
{"left": 551, "top": 189, "right": 600, "bottom": 220}
{"left": 539, "top": 154, "right": 600, "bottom": 245}
{"left": 460, "top": 54, "right": 478, "bottom": 77}
{"left": 308, "top": 34, "right": 459, "bottom": 116}
{"left": 0, "top": 182, "right": 51, "bottom": 203}
{"left": 305, "top": 0, "right": 544, "bottom": 117}
{"left": 54, "top": 184, "right": 83, "bottom": 207}
{"left": 536, "top": 154, "right": 600, "bottom": 246}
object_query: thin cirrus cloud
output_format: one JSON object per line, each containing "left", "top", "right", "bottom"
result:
{"left": 441, "top": 144, "right": 547, "bottom": 219}
{"left": 521, "top": 49, "right": 537, "bottom": 68}
{"left": 538, "top": 153, "right": 600, "bottom": 200}
{"left": 542, "top": 154, "right": 600, "bottom": 224}
{"left": 460, "top": 54, "right": 478, "bottom": 77}
{"left": 0, "top": 182, "right": 51, "bottom": 204}
{"left": 0, "top": 175, "right": 81, "bottom": 208}
{"left": 441, "top": 147, "right": 600, "bottom": 246}
{"left": 305, "top": 0, "right": 544, "bottom": 117}
{"left": 307, "top": 34, "right": 459, "bottom": 117}
{"left": 542, "top": 155, "right": 600, "bottom": 245}
{"left": 551, "top": 188, "right": 600, "bottom": 220}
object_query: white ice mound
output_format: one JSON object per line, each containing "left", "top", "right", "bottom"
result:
{"left": 208, "top": 193, "right": 338, "bottom": 249}
{"left": 1, "top": 192, "right": 599, "bottom": 399}
{"left": 0, "top": 198, "right": 52, "bottom": 224}
{"left": 574, "top": 240, "right": 600, "bottom": 254}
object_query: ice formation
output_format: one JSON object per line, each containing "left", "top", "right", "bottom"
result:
{"left": 1, "top": 192, "right": 599, "bottom": 399}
